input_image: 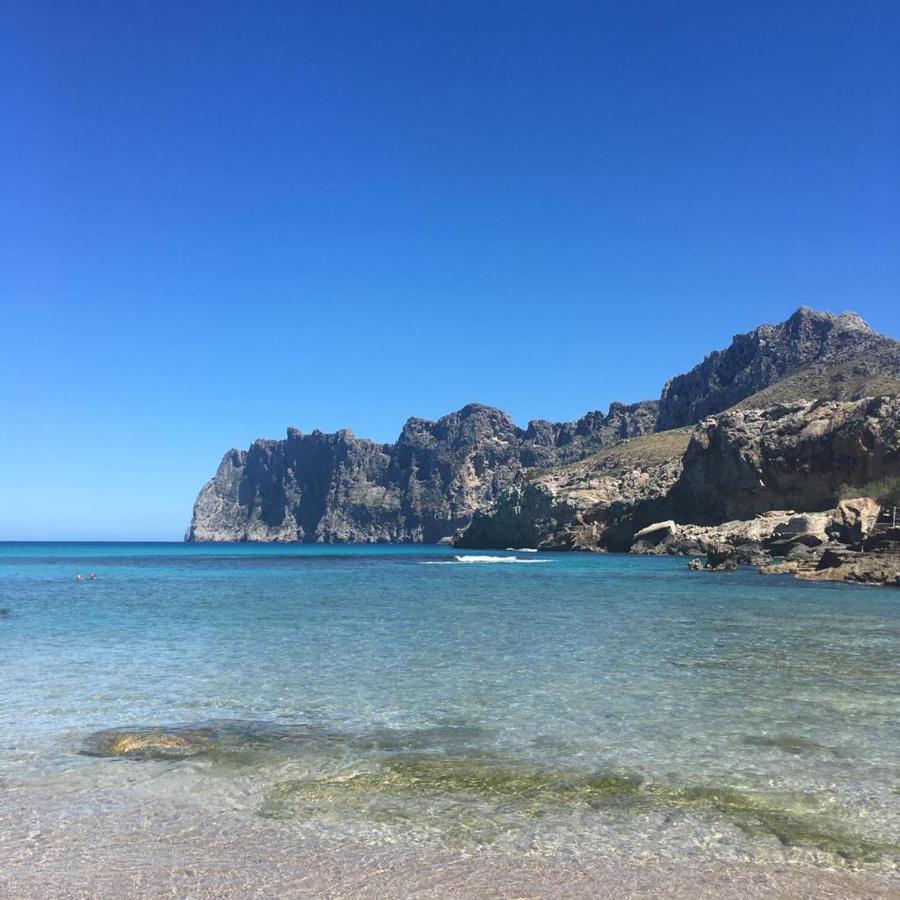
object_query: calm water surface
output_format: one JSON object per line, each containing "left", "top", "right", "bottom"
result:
{"left": 1, "top": 543, "right": 898, "bottom": 893}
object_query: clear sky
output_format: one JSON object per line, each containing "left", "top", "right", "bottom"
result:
{"left": 2, "top": 1, "right": 898, "bottom": 540}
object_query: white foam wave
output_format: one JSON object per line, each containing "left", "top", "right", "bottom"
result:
{"left": 422, "top": 555, "right": 552, "bottom": 565}
{"left": 506, "top": 547, "right": 538, "bottom": 552}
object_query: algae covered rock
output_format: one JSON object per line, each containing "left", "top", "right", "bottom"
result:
{"left": 82, "top": 726, "right": 214, "bottom": 760}
{"left": 81, "top": 719, "right": 316, "bottom": 761}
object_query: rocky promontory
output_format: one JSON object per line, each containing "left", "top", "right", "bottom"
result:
{"left": 189, "top": 307, "right": 900, "bottom": 586}
{"left": 188, "top": 401, "right": 657, "bottom": 543}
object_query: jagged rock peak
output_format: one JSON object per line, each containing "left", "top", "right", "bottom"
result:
{"left": 656, "top": 306, "right": 893, "bottom": 430}
{"left": 787, "top": 306, "right": 870, "bottom": 331}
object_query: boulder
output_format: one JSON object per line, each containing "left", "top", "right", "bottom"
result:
{"left": 706, "top": 543, "right": 737, "bottom": 570}
{"left": 633, "top": 520, "right": 677, "bottom": 542}
{"left": 774, "top": 514, "right": 829, "bottom": 539}
{"left": 817, "top": 547, "right": 861, "bottom": 570}
{"left": 785, "top": 543, "right": 816, "bottom": 562}
{"left": 829, "top": 498, "right": 882, "bottom": 544}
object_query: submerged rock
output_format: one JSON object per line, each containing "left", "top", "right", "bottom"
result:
{"left": 80, "top": 719, "right": 492, "bottom": 765}
{"left": 741, "top": 734, "right": 830, "bottom": 755}
{"left": 83, "top": 727, "right": 214, "bottom": 760}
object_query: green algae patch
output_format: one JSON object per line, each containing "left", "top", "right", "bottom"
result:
{"left": 259, "top": 754, "right": 900, "bottom": 864}
{"left": 261, "top": 755, "right": 647, "bottom": 811}
{"left": 678, "top": 785, "right": 899, "bottom": 863}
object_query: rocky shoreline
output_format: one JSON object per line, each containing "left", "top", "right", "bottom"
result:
{"left": 631, "top": 499, "right": 900, "bottom": 587}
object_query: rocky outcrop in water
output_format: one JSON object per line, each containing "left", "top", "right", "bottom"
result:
{"left": 188, "top": 402, "right": 658, "bottom": 543}
{"left": 656, "top": 308, "right": 900, "bottom": 430}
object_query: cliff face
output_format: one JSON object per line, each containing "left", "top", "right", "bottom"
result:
{"left": 188, "top": 401, "right": 658, "bottom": 543}
{"left": 456, "top": 430, "right": 688, "bottom": 550}
{"left": 455, "top": 397, "right": 900, "bottom": 551}
{"left": 666, "top": 396, "right": 900, "bottom": 523}
{"left": 656, "top": 308, "right": 899, "bottom": 430}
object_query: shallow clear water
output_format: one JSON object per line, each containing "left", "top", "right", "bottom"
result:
{"left": 1, "top": 542, "right": 899, "bottom": 888}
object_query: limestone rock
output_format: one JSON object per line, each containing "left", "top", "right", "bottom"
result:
{"left": 455, "top": 434, "right": 684, "bottom": 550}
{"left": 633, "top": 520, "right": 677, "bottom": 541}
{"left": 665, "top": 397, "right": 900, "bottom": 523}
{"left": 829, "top": 498, "right": 882, "bottom": 544}
{"left": 190, "top": 307, "right": 900, "bottom": 549}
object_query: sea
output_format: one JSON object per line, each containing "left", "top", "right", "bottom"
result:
{"left": 1, "top": 542, "right": 898, "bottom": 898}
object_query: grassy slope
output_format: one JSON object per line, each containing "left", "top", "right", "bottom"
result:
{"left": 731, "top": 339, "right": 900, "bottom": 411}
{"left": 528, "top": 428, "right": 692, "bottom": 482}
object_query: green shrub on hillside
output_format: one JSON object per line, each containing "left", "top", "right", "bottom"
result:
{"left": 840, "top": 476, "right": 900, "bottom": 507}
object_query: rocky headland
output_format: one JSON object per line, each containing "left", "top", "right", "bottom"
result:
{"left": 188, "top": 401, "right": 658, "bottom": 543}
{"left": 189, "top": 307, "right": 900, "bottom": 584}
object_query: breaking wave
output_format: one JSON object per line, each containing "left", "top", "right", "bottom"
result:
{"left": 423, "top": 555, "right": 552, "bottom": 565}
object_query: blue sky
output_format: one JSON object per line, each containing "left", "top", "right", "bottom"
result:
{"left": 2, "top": 1, "right": 898, "bottom": 540}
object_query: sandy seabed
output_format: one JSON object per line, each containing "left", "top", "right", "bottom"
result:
{"left": 1, "top": 792, "right": 897, "bottom": 900}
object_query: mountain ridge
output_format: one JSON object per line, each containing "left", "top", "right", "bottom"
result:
{"left": 188, "top": 400, "right": 658, "bottom": 543}
{"left": 188, "top": 307, "right": 900, "bottom": 544}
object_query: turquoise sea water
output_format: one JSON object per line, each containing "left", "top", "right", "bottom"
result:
{"left": 1, "top": 543, "right": 899, "bottom": 890}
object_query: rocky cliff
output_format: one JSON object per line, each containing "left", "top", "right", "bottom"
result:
{"left": 456, "top": 396, "right": 900, "bottom": 554}
{"left": 188, "top": 401, "right": 658, "bottom": 543}
{"left": 656, "top": 308, "right": 900, "bottom": 429}
{"left": 190, "top": 306, "right": 900, "bottom": 547}
{"left": 664, "top": 396, "right": 900, "bottom": 523}
{"left": 456, "top": 430, "right": 688, "bottom": 550}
